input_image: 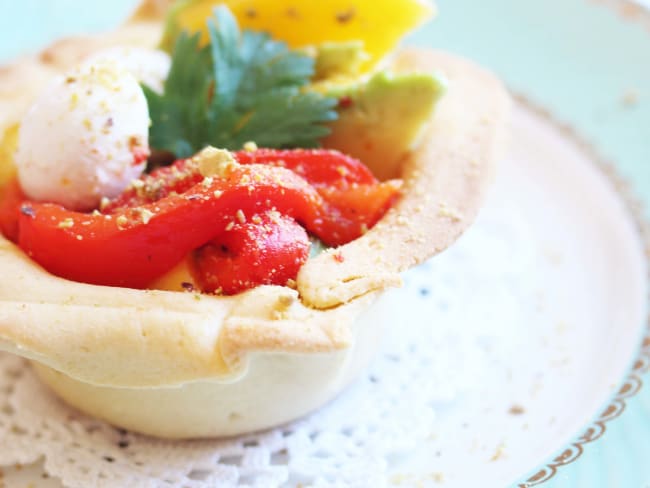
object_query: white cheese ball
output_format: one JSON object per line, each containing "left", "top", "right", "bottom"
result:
{"left": 15, "top": 62, "right": 150, "bottom": 211}
{"left": 84, "top": 46, "right": 171, "bottom": 94}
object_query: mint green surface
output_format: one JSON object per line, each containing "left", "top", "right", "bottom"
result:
{"left": 1, "top": 1, "right": 648, "bottom": 486}
{"left": 0, "top": 0, "right": 137, "bottom": 62}
{"left": 411, "top": 0, "right": 650, "bottom": 221}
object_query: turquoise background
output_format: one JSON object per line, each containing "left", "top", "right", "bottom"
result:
{"left": 1, "top": 0, "right": 648, "bottom": 486}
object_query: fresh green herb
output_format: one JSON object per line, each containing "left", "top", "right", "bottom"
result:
{"left": 142, "top": 32, "right": 213, "bottom": 158}
{"left": 144, "top": 6, "right": 338, "bottom": 158}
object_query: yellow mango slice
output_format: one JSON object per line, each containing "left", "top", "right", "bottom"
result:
{"left": 163, "top": 0, "right": 435, "bottom": 70}
{"left": 148, "top": 256, "right": 197, "bottom": 292}
{"left": 0, "top": 125, "right": 18, "bottom": 193}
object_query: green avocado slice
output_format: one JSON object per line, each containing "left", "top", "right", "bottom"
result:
{"left": 322, "top": 71, "right": 446, "bottom": 180}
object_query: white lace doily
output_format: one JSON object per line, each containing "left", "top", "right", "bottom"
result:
{"left": 0, "top": 197, "right": 528, "bottom": 488}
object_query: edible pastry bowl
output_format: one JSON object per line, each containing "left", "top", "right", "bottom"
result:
{"left": 0, "top": 6, "right": 509, "bottom": 439}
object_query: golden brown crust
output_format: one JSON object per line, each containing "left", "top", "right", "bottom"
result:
{"left": 0, "top": 234, "right": 377, "bottom": 387}
{"left": 0, "top": 15, "right": 509, "bottom": 388}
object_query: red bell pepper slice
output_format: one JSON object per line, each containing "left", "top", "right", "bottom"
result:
{"left": 101, "top": 149, "right": 400, "bottom": 247}
{"left": 190, "top": 211, "right": 310, "bottom": 295}
{"left": 234, "top": 148, "right": 377, "bottom": 187}
{"left": 4, "top": 149, "right": 402, "bottom": 292}
{"left": 102, "top": 158, "right": 204, "bottom": 213}
{"left": 103, "top": 149, "right": 379, "bottom": 212}
{"left": 313, "top": 181, "right": 402, "bottom": 245}
{"left": 18, "top": 164, "right": 321, "bottom": 288}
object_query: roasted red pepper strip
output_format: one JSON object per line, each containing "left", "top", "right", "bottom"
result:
{"left": 18, "top": 164, "right": 322, "bottom": 288}
{"left": 103, "top": 158, "right": 204, "bottom": 213}
{"left": 101, "top": 149, "right": 400, "bottom": 246}
{"left": 103, "top": 149, "right": 379, "bottom": 212}
{"left": 235, "top": 149, "right": 401, "bottom": 246}
{"left": 313, "top": 181, "right": 402, "bottom": 245}
{"left": 4, "top": 149, "right": 401, "bottom": 291}
{"left": 234, "top": 148, "right": 377, "bottom": 187}
{"left": 191, "top": 211, "right": 309, "bottom": 295}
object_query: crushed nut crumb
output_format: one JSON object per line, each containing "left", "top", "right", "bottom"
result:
{"left": 57, "top": 218, "right": 75, "bottom": 229}
{"left": 196, "top": 146, "right": 237, "bottom": 178}
{"left": 236, "top": 209, "right": 246, "bottom": 224}
{"left": 243, "top": 141, "right": 258, "bottom": 152}
{"left": 136, "top": 208, "right": 155, "bottom": 224}
{"left": 438, "top": 202, "right": 464, "bottom": 222}
{"left": 116, "top": 215, "right": 129, "bottom": 229}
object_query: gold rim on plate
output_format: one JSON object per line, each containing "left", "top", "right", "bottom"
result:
{"left": 514, "top": 92, "right": 650, "bottom": 487}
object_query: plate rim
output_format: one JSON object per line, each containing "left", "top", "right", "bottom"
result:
{"left": 515, "top": 88, "right": 650, "bottom": 487}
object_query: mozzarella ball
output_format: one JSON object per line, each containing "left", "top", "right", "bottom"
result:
{"left": 15, "top": 62, "right": 150, "bottom": 211}
{"left": 84, "top": 46, "right": 171, "bottom": 94}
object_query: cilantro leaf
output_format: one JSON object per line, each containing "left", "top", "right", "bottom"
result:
{"left": 144, "top": 6, "right": 338, "bottom": 158}
{"left": 143, "top": 32, "right": 213, "bottom": 157}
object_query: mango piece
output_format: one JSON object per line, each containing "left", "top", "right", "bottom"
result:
{"left": 0, "top": 125, "right": 18, "bottom": 193}
{"left": 323, "top": 72, "right": 446, "bottom": 181}
{"left": 149, "top": 256, "right": 197, "bottom": 292}
{"left": 162, "top": 0, "right": 435, "bottom": 71}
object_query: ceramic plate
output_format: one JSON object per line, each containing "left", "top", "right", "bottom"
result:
{"left": 0, "top": 0, "right": 649, "bottom": 487}
{"left": 412, "top": 1, "right": 650, "bottom": 486}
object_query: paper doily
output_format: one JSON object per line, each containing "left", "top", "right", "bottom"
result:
{"left": 0, "top": 197, "right": 528, "bottom": 488}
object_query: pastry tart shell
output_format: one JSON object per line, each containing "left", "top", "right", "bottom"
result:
{"left": 0, "top": 9, "right": 509, "bottom": 438}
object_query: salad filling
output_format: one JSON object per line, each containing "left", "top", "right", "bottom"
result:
{"left": 0, "top": 4, "right": 444, "bottom": 296}
{"left": 1, "top": 147, "right": 399, "bottom": 292}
